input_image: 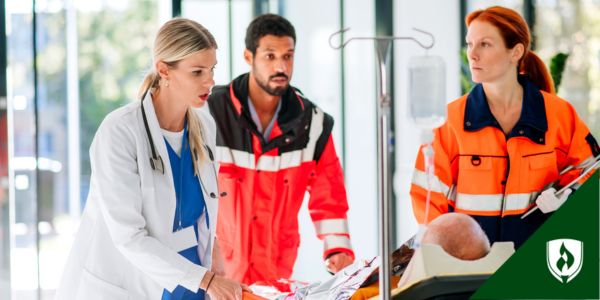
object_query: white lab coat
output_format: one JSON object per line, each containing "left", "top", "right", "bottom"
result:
{"left": 55, "top": 92, "right": 219, "bottom": 299}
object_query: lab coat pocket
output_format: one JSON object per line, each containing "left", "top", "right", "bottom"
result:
{"left": 76, "top": 268, "right": 129, "bottom": 300}
{"left": 168, "top": 225, "right": 198, "bottom": 252}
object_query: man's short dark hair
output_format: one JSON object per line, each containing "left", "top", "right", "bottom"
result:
{"left": 245, "top": 13, "right": 296, "bottom": 55}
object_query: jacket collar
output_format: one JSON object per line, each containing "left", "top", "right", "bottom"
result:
{"left": 464, "top": 75, "right": 548, "bottom": 144}
{"left": 229, "top": 73, "right": 306, "bottom": 137}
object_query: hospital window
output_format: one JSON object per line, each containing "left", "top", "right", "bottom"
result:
{"left": 2, "top": 0, "right": 164, "bottom": 298}
{"left": 534, "top": 0, "right": 600, "bottom": 139}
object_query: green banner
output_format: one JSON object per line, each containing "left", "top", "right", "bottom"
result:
{"left": 472, "top": 171, "right": 599, "bottom": 299}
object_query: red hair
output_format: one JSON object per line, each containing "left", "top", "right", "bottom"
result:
{"left": 466, "top": 6, "right": 555, "bottom": 94}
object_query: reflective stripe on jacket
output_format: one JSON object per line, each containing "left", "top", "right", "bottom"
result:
{"left": 411, "top": 76, "right": 599, "bottom": 248}
{"left": 208, "top": 73, "right": 353, "bottom": 284}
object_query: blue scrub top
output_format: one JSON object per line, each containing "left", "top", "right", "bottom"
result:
{"left": 161, "top": 123, "right": 208, "bottom": 300}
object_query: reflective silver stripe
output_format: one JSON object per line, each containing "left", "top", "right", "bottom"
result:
{"left": 314, "top": 219, "right": 349, "bottom": 236}
{"left": 411, "top": 169, "right": 451, "bottom": 196}
{"left": 504, "top": 193, "right": 535, "bottom": 211}
{"left": 455, "top": 193, "right": 535, "bottom": 212}
{"left": 281, "top": 150, "right": 303, "bottom": 169}
{"left": 216, "top": 107, "right": 325, "bottom": 171}
{"left": 323, "top": 235, "right": 352, "bottom": 251}
{"left": 301, "top": 107, "right": 324, "bottom": 162}
{"left": 447, "top": 184, "right": 457, "bottom": 202}
{"left": 216, "top": 146, "right": 255, "bottom": 169}
{"left": 256, "top": 154, "right": 280, "bottom": 171}
{"left": 456, "top": 194, "right": 503, "bottom": 211}
{"left": 256, "top": 150, "right": 303, "bottom": 171}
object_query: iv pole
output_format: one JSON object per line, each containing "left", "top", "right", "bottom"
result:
{"left": 329, "top": 28, "right": 434, "bottom": 300}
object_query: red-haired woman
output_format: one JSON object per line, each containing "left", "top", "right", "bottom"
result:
{"left": 410, "top": 6, "right": 599, "bottom": 248}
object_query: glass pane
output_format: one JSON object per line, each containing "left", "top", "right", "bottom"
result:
{"left": 342, "top": 0, "right": 377, "bottom": 265}
{"left": 6, "top": 0, "right": 40, "bottom": 298}
{"left": 34, "top": 3, "right": 68, "bottom": 298}
{"left": 182, "top": 0, "right": 253, "bottom": 83}
{"left": 280, "top": 0, "right": 346, "bottom": 282}
{"left": 230, "top": 0, "right": 252, "bottom": 79}
{"left": 183, "top": 0, "right": 230, "bottom": 84}
{"left": 535, "top": 0, "right": 600, "bottom": 138}
{"left": 6, "top": 0, "right": 161, "bottom": 298}
{"left": 77, "top": 0, "right": 159, "bottom": 203}
{"left": 49, "top": 0, "right": 159, "bottom": 298}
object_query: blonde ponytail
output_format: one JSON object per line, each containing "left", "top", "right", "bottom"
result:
{"left": 186, "top": 108, "right": 206, "bottom": 174}
{"left": 138, "top": 72, "right": 160, "bottom": 99}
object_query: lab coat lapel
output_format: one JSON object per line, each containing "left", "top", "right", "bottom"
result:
{"left": 196, "top": 152, "right": 218, "bottom": 265}
{"left": 195, "top": 107, "right": 218, "bottom": 266}
{"left": 142, "top": 92, "right": 177, "bottom": 227}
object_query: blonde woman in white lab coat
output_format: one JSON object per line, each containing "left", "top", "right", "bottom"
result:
{"left": 56, "top": 18, "right": 246, "bottom": 300}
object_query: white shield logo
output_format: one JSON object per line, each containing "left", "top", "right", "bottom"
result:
{"left": 546, "top": 239, "right": 583, "bottom": 283}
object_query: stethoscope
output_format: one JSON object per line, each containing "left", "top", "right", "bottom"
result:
{"left": 140, "top": 87, "right": 225, "bottom": 200}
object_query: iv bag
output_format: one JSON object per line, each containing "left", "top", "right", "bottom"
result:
{"left": 408, "top": 55, "right": 447, "bottom": 130}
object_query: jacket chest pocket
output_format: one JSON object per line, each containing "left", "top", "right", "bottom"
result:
{"left": 457, "top": 155, "right": 504, "bottom": 194}
{"left": 523, "top": 151, "right": 558, "bottom": 192}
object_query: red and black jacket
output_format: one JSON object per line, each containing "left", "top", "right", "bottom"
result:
{"left": 208, "top": 73, "right": 354, "bottom": 284}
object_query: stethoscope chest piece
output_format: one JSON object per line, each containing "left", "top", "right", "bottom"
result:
{"left": 150, "top": 156, "right": 165, "bottom": 174}
{"left": 141, "top": 88, "right": 226, "bottom": 199}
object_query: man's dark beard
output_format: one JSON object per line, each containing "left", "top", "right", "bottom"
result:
{"left": 256, "top": 72, "right": 289, "bottom": 96}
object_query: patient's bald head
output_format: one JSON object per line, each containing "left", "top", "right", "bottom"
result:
{"left": 421, "top": 213, "right": 490, "bottom": 260}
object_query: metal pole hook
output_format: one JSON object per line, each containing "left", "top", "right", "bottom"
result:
{"left": 328, "top": 27, "right": 435, "bottom": 50}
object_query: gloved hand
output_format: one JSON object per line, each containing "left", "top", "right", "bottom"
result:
{"left": 535, "top": 187, "right": 572, "bottom": 214}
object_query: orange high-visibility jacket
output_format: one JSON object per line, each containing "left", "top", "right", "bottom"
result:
{"left": 208, "top": 74, "right": 354, "bottom": 284}
{"left": 411, "top": 76, "right": 599, "bottom": 248}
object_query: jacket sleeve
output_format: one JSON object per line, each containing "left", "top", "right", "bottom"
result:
{"left": 410, "top": 124, "right": 457, "bottom": 224}
{"left": 89, "top": 115, "right": 207, "bottom": 293}
{"left": 308, "top": 133, "right": 354, "bottom": 260}
{"left": 557, "top": 104, "right": 599, "bottom": 190}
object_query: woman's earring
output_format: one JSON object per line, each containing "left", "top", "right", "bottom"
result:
{"left": 165, "top": 80, "right": 170, "bottom": 87}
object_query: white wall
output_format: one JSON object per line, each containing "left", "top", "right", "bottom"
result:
{"left": 183, "top": 0, "right": 252, "bottom": 83}
{"left": 283, "top": 0, "right": 365, "bottom": 283}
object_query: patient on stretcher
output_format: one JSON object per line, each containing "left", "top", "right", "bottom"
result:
{"left": 247, "top": 213, "right": 514, "bottom": 299}
{"left": 352, "top": 213, "right": 514, "bottom": 299}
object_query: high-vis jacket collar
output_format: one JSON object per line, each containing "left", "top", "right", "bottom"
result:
{"left": 464, "top": 75, "right": 548, "bottom": 145}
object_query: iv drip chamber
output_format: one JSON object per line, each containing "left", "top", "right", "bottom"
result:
{"left": 408, "top": 55, "right": 447, "bottom": 130}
